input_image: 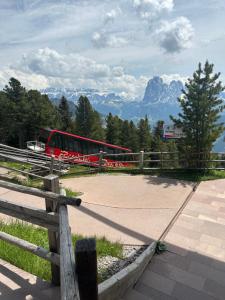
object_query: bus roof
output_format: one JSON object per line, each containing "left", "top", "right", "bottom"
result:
{"left": 44, "top": 128, "right": 131, "bottom": 152}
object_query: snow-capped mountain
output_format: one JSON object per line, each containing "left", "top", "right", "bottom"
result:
{"left": 41, "top": 76, "right": 184, "bottom": 121}
{"left": 41, "top": 76, "right": 225, "bottom": 150}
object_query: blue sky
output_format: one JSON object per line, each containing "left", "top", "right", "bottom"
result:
{"left": 0, "top": 0, "right": 225, "bottom": 100}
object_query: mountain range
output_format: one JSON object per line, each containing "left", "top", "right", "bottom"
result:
{"left": 41, "top": 76, "right": 183, "bottom": 122}
{"left": 41, "top": 76, "right": 225, "bottom": 151}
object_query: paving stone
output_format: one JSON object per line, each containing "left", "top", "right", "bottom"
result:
{"left": 154, "top": 251, "right": 190, "bottom": 271}
{"left": 123, "top": 288, "right": 151, "bottom": 300}
{"left": 170, "top": 224, "right": 202, "bottom": 240}
{"left": 123, "top": 179, "right": 225, "bottom": 300}
{"left": 172, "top": 282, "right": 217, "bottom": 300}
{"left": 149, "top": 259, "right": 205, "bottom": 291}
{"left": 139, "top": 270, "right": 175, "bottom": 295}
{"left": 189, "top": 261, "right": 225, "bottom": 287}
{"left": 135, "top": 282, "right": 177, "bottom": 300}
{"left": 204, "top": 278, "right": 225, "bottom": 300}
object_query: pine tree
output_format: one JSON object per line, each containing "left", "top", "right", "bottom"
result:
{"left": 75, "top": 95, "right": 104, "bottom": 140}
{"left": 75, "top": 96, "right": 94, "bottom": 137}
{"left": 1, "top": 78, "right": 61, "bottom": 147}
{"left": 128, "top": 121, "right": 139, "bottom": 152}
{"left": 4, "top": 77, "right": 26, "bottom": 101}
{"left": 120, "top": 120, "right": 130, "bottom": 148}
{"left": 3, "top": 78, "right": 29, "bottom": 147}
{"left": 137, "top": 116, "right": 151, "bottom": 151}
{"left": 152, "top": 120, "right": 164, "bottom": 151}
{"left": 105, "top": 113, "right": 122, "bottom": 145}
{"left": 171, "top": 61, "right": 225, "bottom": 168}
{"left": 91, "top": 111, "right": 105, "bottom": 140}
{"left": 58, "top": 96, "right": 73, "bottom": 132}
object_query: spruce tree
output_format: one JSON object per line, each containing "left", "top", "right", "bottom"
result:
{"left": 137, "top": 116, "right": 151, "bottom": 151}
{"left": 1, "top": 78, "right": 61, "bottom": 147}
{"left": 105, "top": 113, "right": 122, "bottom": 145}
{"left": 171, "top": 61, "right": 225, "bottom": 168}
{"left": 58, "top": 96, "right": 73, "bottom": 132}
{"left": 152, "top": 120, "right": 164, "bottom": 151}
{"left": 91, "top": 111, "right": 105, "bottom": 140}
{"left": 75, "top": 96, "right": 94, "bottom": 137}
{"left": 75, "top": 95, "right": 104, "bottom": 140}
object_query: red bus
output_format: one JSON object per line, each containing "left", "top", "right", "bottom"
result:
{"left": 38, "top": 128, "right": 132, "bottom": 167}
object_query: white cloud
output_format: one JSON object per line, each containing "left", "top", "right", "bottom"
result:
{"left": 161, "top": 73, "right": 187, "bottom": 84}
{"left": 104, "top": 8, "right": 121, "bottom": 24}
{"left": 92, "top": 32, "right": 128, "bottom": 48}
{"left": 133, "top": 0, "right": 174, "bottom": 21}
{"left": 0, "top": 48, "right": 148, "bottom": 100}
{"left": 156, "top": 17, "right": 194, "bottom": 53}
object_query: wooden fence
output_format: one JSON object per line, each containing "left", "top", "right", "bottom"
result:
{"left": 0, "top": 175, "right": 98, "bottom": 300}
{"left": 96, "top": 151, "right": 225, "bottom": 170}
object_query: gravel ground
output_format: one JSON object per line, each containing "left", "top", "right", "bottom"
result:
{"left": 98, "top": 245, "right": 147, "bottom": 281}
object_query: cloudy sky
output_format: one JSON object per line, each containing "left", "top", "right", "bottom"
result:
{"left": 0, "top": 0, "right": 225, "bottom": 100}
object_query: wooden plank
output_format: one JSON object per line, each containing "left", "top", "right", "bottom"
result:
{"left": 0, "top": 180, "right": 81, "bottom": 207}
{"left": 0, "top": 231, "right": 60, "bottom": 266}
{"left": 44, "top": 175, "right": 61, "bottom": 286}
{"left": 0, "top": 164, "right": 44, "bottom": 179}
{"left": 75, "top": 238, "right": 98, "bottom": 300}
{"left": 0, "top": 197, "right": 59, "bottom": 231}
{"left": 0, "top": 152, "right": 62, "bottom": 174}
{"left": 59, "top": 203, "right": 80, "bottom": 300}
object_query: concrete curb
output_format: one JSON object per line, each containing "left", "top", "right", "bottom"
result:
{"left": 98, "top": 241, "right": 157, "bottom": 300}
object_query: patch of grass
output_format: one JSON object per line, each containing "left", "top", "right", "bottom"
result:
{"left": 8, "top": 176, "right": 43, "bottom": 189}
{"left": 61, "top": 165, "right": 97, "bottom": 179}
{"left": 0, "top": 221, "right": 123, "bottom": 282}
{"left": 64, "top": 187, "right": 82, "bottom": 197}
{"left": 0, "top": 160, "right": 32, "bottom": 171}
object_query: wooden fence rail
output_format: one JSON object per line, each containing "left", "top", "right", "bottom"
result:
{"left": 0, "top": 174, "right": 98, "bottom": 300}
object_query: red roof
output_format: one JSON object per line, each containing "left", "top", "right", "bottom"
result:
{"left": 49, "top": 129, "right": 131, "bottom": 152}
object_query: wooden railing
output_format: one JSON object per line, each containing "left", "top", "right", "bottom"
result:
{"left": 0, "top": 175, "right": 98, "bottom": 300}
{"left": 0, "top": 143, "right": 66, "bottom": 176}
{"left": 57, "top": 150, "right": 225, "bottom": 170}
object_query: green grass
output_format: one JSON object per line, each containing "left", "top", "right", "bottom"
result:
{"left": 61, "top": 165, "right": 97, "bottom": 178}
{"left": 0, "top": 160, "right": 32, "bottom": 171}
{"left": 65, "top": 187, "right": 82, "bottom": 197}
{"left": 0, "top": 221, "right": 123, "bottom": 282}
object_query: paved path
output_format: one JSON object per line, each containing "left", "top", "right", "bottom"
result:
{"left": 0, "top": 258, "right": 59, "bottom": 300}
{"left": 123, "top": 179, "right": 225, "bottom": 300}
{"left": 0, "top": 174, "right": 194, "bottom": 245}
{"left": 61, "top": 174, "right": 194, "bottom": 244}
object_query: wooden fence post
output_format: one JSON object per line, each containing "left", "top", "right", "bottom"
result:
{"left": 99, "top": 151, "right": 104, "bottom": 171}
{"left": 50, "top": 155, "right": 54, "bottom": 174}
{"left": 44, "top": 174, "right": 60, "bottom": 285}
{"left": 75, "top": 238, "right": 98, "bottom": 300}
{"left": 139, "top": 151, "right": 144, "bottom": 170}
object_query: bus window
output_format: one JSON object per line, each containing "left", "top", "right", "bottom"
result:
{"left": 68, "top": 136, "right": 74, "bottom": 152}
{"left": 73, "top": 139, "right": 81, "bottom": 153}
{"left": 48, "top": 133, "right": 57, "bottom": 148}
{"left": 39, "top": 129, "right": 50, "bottom": 144}
{"left": 80, "top": 140, "right": 88, "bottom": 154}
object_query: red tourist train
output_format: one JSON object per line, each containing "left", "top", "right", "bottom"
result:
{"left": 36, "top": 128, "right": 132, "bottom": 167}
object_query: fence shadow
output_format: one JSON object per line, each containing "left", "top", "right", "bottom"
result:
{"left": 134, "top": 241, "right": 225, "bottom": 300}
{"left": 78, "top": 205, "right": 153, "bottom": 244}
{"left": 0, "top": 262, "right": 60, "bottom": 300}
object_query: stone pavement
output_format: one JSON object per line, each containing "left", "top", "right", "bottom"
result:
{"left": 0, "top": 258, "right": 60, "bottom": 300}
{"left": 0, "top": 175, "right": 194, "bottom": 245}
{"left": 123, "top": 179, "right": 225, "bottom": 300}
{"left": 62, "top": 174, "right": 194, "bottom": 244}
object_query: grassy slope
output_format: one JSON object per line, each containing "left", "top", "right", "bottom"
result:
{"left": 0, "top": 221, "right": 123, "bottom": 282}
